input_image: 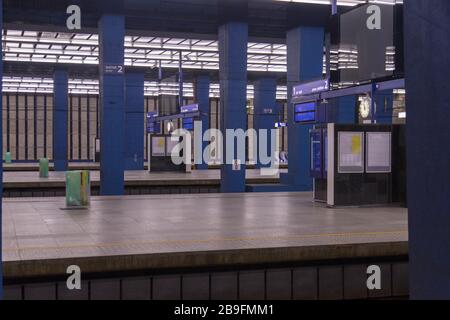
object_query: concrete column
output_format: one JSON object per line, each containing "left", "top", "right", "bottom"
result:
{"left": 405, "top": 0, "right": 450, "bottom": 299}
{"left": 253, "top": 78, "right": 278, "bottom": 168}
{"left": 194, "top": 75, "right": 210, "bottom": 170}
{"left": 281, "top": 26, "right": 324, "bottom": 190}
{"left": 53, "top": 69, "right": 68, "bottom": 171}
{"left": 125, "top": 72, "right": 144, "bottom": 170}
{"left": 98, "top": 14, "right": 125, "bottom": 195}
{"left": 218, "top": 22, "right": 248, "bottom": 193}
{"left": 374, "top": 89, "right": 394, "bottom": 124}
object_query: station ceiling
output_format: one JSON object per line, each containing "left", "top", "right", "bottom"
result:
{"left": 1, "top": 0, "right": 400, "bottom": 89}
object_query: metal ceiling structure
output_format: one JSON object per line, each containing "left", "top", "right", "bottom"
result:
{"left": 2, "top": 29, "right": 287, "bottom": 73}
{"left": 2, "top": 76, "right": 289, "bottom": 100}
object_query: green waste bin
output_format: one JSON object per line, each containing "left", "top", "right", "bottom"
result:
{"left": 39, "top": 158, "right": 49, "bottom": 178}
{"left": 66, "top": 170, "right": 90, "bottom": 208}
{"left": 4, "top": 152, "right": 12, "bottom": 164}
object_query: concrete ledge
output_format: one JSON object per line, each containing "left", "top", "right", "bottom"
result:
{"left": 3, "top": 241, "right": 408, "bottom": 280}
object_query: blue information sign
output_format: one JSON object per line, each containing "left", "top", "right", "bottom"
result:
{"left": 180, "top": 104, "right": 199, "bottom": 113}
{"left": 310, "top": 130, "right": 323, "bottom": 178}
{"left": 293, "top": 79, "right": 329, "bottom": 97}
{"left": 146, "top": 112, "right": 161, "bottom": 134}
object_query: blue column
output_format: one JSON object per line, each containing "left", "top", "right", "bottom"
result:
{"left": 253, "top": 78, "right": 277, "bottom": 168}
{"left": 219, "top": 22, "right": 248, "bottom": 193}
{"left": 374, "top": 89, "right": 394, "bottom": 124}
{"left": 195, "top": 75, "right": 210, "bottom": 170}
{"left": 53, "top": 69, "right": 68, "bottom": 171}
{"left": 281, "top": 26, "right": 324, "bottom": 190}
{"left": 405, "top": 0, "right": 450, "bottom": 299}
{"left": 98, "top": 14, "right": 125, "bottom": 195}
{"left": 125, "top": 72, "right": 144, "bottom": 170}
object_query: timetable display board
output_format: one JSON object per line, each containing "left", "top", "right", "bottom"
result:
{"left": 294, "top": 102, "right": 316, "bottom": 124}
{"left": 366, "top": 132, "right": 392, "bottom": 173}
{"left": 151, "top": 136, "right": 166, "bottom": 157}
{"left": 146, "top": 112, "right": 161, "bottom": 134}
{"left": 183, "top": 117, "right": 194, "bottom": 131}
{"left": 338, "top": 131, "right": 364, "bottom": 173}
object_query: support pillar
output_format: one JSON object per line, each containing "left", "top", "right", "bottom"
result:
{"left": 194, "top": 75, "right": 210, "bottom": 170}
{"left": 219, "top": 22, "right": 248, "bottom": 193}
{"left": 281, "top": 26, "right": 324, "bottom": 190}
{"left": 253, "top": 78, "right": 278, "bottom": 168}
{"left": 125, "top": 72, "right": 144, "bottom": 170}
{"left": 405, "top": 0, "right": 450, "bottom": 299}
{"left": 98, "top": 14, "right": 125, "bottom": 195}
{"left": 53, "top": 69, "right": 68, "bottom": 171}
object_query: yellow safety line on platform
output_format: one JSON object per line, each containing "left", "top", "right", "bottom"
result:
{"left": 2, "top": 230, "right": 408, "bottom": 253}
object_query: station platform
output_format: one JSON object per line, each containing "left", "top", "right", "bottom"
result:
{"left": 2, "top": 169, "right": 286, "bottom": 197}
{"left": 2, "top": 192, "right": 409, "bottom": 300}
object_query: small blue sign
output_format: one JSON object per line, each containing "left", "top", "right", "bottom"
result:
{"left": 293, "top": 79, "right": 329, "bottom": 97}
{"left": 275, "top": 122, "right": 287, "bottom": 128}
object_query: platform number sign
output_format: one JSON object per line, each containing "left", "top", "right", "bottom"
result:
{"left": 104, "top": 64, "right": 124, "bottom": 75}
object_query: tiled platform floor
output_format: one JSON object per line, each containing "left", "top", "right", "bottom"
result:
{"left": 2, "top": 192, "right": 408, "bottom": 279}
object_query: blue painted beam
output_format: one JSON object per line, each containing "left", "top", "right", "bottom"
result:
{"left": 219, "top": 22, "right": 248, "bottom": 193}
{"left": 125, "top": 72, "right": 144, "bottom": 170}
{"left": 282, "top": 26, "right": 324, "bottom": 190}
{"left": 53, "top": 69, "right": 68, "bottom": 171}
{"left": 98, "top": 14, "right": 125, "bottom": 195}
{"left": 405, "top": 0, "right": 450, "bottom": 299}
{"left": 194, "top": 75, "right": 210, "bottom": 170}
{"left": 253, "top": 78, "right": 278, "bottom": 168}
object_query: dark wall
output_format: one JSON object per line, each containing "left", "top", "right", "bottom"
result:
{"left": 405, "top": 0, "right": 450, "bottom": 299}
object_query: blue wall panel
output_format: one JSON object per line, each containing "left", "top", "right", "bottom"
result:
{"left": 253, "top": 78, "right": 278, "bottom": 168}
{"left": 125, "top": 72, "right": 144, "bottom": 170}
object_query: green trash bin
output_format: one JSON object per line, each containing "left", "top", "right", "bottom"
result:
{"left": 4, "top": 152, "right": 12, "bottom": 164}
{"left": 66, "top": 170, "right": 90, "bottom": 208}
{"left": 39, "top": 158, "right": 49, "bottom": 178}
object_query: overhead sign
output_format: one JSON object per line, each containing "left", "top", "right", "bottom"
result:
{"left": 293, "top": 79, "right": 329, "bottom": 97}
{"left": 180, "top": 104, "right": 199, "bottom": 113}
